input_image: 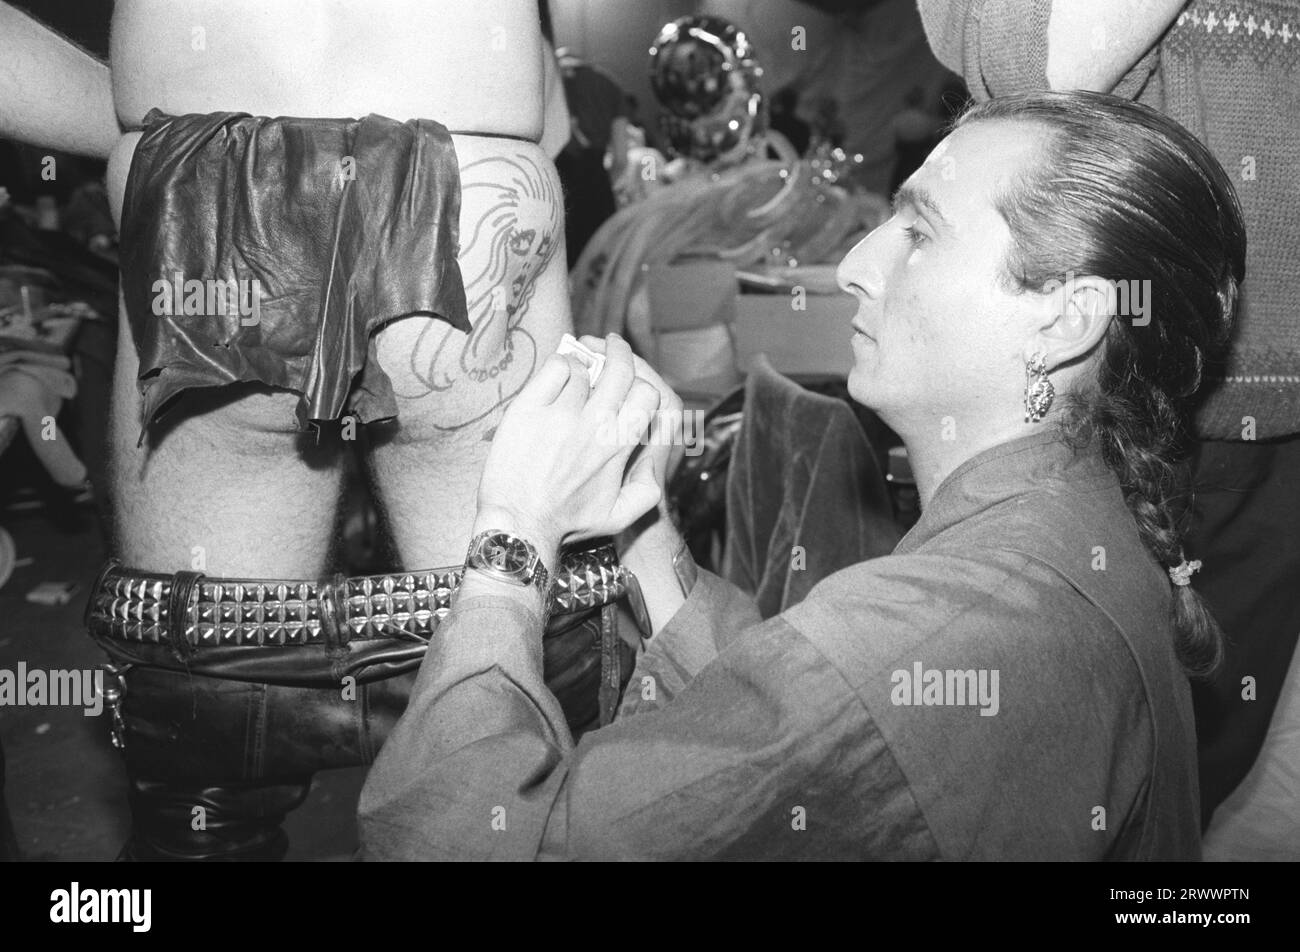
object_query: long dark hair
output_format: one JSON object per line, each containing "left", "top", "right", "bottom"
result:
{"left": 956, "top": 91, "right": 1247, "bottom": 678}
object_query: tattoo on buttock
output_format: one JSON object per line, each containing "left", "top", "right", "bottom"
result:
{"left": 398, "top": 153, "right": 562, "bottom": 432}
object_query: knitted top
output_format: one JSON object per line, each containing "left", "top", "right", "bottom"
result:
{"left": 920, "top": 0, "right": 1300, "bottom": 440}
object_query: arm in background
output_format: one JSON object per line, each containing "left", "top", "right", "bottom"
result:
{"left": 917, "top": 0, "right": 1185, "bottom": 100}
{"left": 0, "top": 3, "right": 119, "bottom": 159}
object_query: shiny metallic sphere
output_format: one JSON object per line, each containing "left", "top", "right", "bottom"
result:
{"left": 649, "top": 15, "right": 765, "bottom": 163}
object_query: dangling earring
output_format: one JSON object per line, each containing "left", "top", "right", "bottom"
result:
{"left": 1024, "top": 351, "right": 1054, "bottom": 423}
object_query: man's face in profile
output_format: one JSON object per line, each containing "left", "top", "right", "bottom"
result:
{"left": 837, "top": 120, "right": 1050, "bottom": 431}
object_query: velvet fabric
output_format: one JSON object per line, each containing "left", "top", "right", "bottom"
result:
{"left": 723, "top": 356, "right": 901, "bottom": 617}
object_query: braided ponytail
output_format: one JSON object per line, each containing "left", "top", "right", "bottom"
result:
{"left": 1057, "top": 333, "right": 1224, "bottom": 678}
{"left": 957, "top": 92, "right": 1247, "bottom": 678}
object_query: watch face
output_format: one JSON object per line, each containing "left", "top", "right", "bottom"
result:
{"left": 482, "top": 533, "right": 532, "bottom": 574}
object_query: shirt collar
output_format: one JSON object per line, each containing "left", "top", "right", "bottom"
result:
{"left": 895, "top": 428, "right": 1115, "bottom": 554}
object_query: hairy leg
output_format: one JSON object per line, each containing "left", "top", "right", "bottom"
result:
{"left": 368, "top": 135, "right": 570, "bottom": 568}
{"left": 106, "top": 132, "right": 343, "bottom": 578}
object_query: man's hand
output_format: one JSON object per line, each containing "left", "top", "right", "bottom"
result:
{"left": 575, "top": 337, "right": 692, "bottom": 635}
{"left": 577, "top": 334, "right": 685, "bottom": 494}
{"left": 474, "top": 334, "right": 663, "bottom": 567}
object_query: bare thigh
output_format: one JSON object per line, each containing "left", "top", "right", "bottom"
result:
{"left": 105, "top": 132, "right": 343, "bottom": 578}
{"left": 367, "top": 134, "right": 570, "bottom": 568}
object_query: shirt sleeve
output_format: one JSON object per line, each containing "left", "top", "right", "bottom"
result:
{"left": 616, "top": 568, "right": 763, "bottom": 716}
{"left": 356, "top": 574, "right": 939, "bottom": 861}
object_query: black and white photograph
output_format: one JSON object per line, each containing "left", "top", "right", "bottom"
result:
{"left": 0, "top": 0, "right": 1295, "bottom": 906}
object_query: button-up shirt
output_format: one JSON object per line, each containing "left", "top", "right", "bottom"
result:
{"left": 357, "top": 430, "right": 1201, "bottom": 860}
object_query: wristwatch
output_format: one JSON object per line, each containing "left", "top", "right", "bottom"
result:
{"left": 465, "top": 529, "right": 550, "bottom": 600}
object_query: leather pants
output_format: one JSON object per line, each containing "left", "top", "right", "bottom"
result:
{"left": 96, "top": 606, "right": 636, "bottom": 861}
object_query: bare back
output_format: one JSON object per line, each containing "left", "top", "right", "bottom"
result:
{"left": 110, "top": 0, "right": 544, "bottom": 136}
{"left": 104, "top": 0, "right": 571, "bottom": 576}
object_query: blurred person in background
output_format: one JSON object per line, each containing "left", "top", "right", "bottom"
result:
{"left": 552, "top": 43, "right": 632, "bottom": 266}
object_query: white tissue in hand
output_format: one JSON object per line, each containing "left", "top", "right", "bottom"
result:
{"left": 555, "top": 333, "right": 606, "bottom": 386}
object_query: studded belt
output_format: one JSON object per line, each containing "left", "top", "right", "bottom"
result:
{"left": 86, "top": 544, "right": 633, "bottom": 649}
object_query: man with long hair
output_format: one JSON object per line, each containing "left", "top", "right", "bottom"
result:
{"left": 360, "top": 91, "right": 1243, "bottom": 860}
{"left": 920, "top": 0, "right": 1300, "bottom": 856}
